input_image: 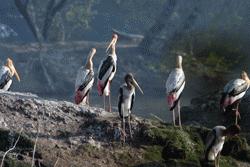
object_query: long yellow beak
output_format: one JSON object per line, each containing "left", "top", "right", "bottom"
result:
{"left": 132, "top": 78, "right": 144, "bottom": 94}
{"left": 106, "top": 35, "right": 118, "bottom": 53}
{"left": 13, "top": 67, "right": 20, "bottom": 82}
{"left": 6, "top": 58, "right": 20, "bottom": 82}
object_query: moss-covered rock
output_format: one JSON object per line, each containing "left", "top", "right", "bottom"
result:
{"left": 4, "top": 157, "right": 30, "bottom": 167}
{"left": 0, "top": 129, "right": 33, "bottom": 151}
{"left": 137, "top": 121, "right": 250, "bottom": 167}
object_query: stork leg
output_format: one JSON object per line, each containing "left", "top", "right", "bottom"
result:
{"left": 122, "top": 105, "right": 126, "bottom": 143}
{"left": 87, "top": 94, "right": 90, "bottom": 106}
{"left": 172, "top": 109, "right": 176, "bottom": 127}
{"left": 108, "top": 93, "right": 112, "bottom": 112}
{"left": 235, "top": 102, "right": 241, "bottom": 125}
{"left": 103, "top": 96, "right": 106, "bottom": 111}
{"left": 128, "top": 113, "right": 133, "bottom": 140}
{"left": 177, "top": 100, "right": 182, "bottom": 129}
{"left": 217, "top": 151, "right": 221, "bottom": 167}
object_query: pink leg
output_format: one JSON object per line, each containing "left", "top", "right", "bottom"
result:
{"left": 108, "top": 93, "right": 112, "bottom": 112}
{"left": 103, "top": 96, "right": 106, "bottom": 111}
{"left": 235, "top": 103, "right": 241, "bottom": 125}
{"left": 177, "top": 100, "right": 182, "bottom": 130}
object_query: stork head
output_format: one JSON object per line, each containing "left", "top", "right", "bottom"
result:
{"left": 125, "top": 73, "right": 144, "bottom": 94}
{"left": 224, "top": 124, "right": 241, "bottom": 136}
{"left": 6, "top": 58, "right": 20, "bottom": 82}
{"left": 176, "top": 55, "right": 183, "bottom": 69}
{"left": 88, "top": 48, "right": 96, "bottom": 59}
{"left": 241, "top": 71, "right": 250, "bottom": 84}
{"left": 85, "top": 48, "right": 97, "bottom": 70}
{"left": 106, "top": 34, "right": 118, "bottom": 53}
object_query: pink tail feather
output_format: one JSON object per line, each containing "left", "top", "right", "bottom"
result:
{"left": 167, "top": 93, "right": 176, "bottom": 109}
{"left": 97, "top": 80, "right": 103, "bottom": 96}
{"left": 75, "top": 90, "right": 86, "bottom": 104}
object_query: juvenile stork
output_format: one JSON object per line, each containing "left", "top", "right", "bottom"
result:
{"left": 0, "top": 58, "right": 20, "bottom": 90}
{"left": 166, "top": 55, "right": 185, "bottom": 129}
{"left": 118, "top": 73, "right": 143, "bottom": 142}
{"left": 75, "top": 48, "right": 97, "bottom": 105}
{"left": 97, "top": 34, "right": 118, "bottom": 112}
{"left": 220, "top": 71, "right": 250, "bottom": 124}
{"left": 205, "top": 124, "right": 240, "bottom": 167}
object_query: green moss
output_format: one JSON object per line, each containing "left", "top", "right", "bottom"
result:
{"left": 4, "top": 157, "right": 30, "bottom": 167}
{"left": 143, "top": 145, "right": 163, "bottom": 161}
{"left": 219, "top": 156, "right": 238, "bottom": 167}
{"left": 0, "top": 129, "right": 33, "bottom": 151}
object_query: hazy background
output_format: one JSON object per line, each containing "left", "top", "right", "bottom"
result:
{"left": 0, "top": 0, "right": 249, "bottom": 122}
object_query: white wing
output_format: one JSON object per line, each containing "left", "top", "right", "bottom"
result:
{"left": 223, "top": 79, "right": 249, "bottom": 95}
{"left": 0, "top": 66, "right": 10, "bottom": 84}
{"left": 97, "top": 56, "right": 116, "bottom": 85}
{"left": 75, "top": 67, "right": 91, "bottom": 91}
{"left": 166, "top": 68, "right": 185, "bottom": 94}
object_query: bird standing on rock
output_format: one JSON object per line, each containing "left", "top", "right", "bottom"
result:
{"left": 205, "top": 124, "right": 241, "bottom": 167}
{"left": 166, "top": 55, "right": 185, "bottom": 129}
{"left": 75, "top": 48, "right": 97, "bottom": 105}
{"left": 0, "top": 58, "right": 20, "bottom": 91}
{"left": 97, "top": 34, "right": 118, "bottom": 112}
{"left": 118, "top": 73, "right": 143, "bottom": 142}
{"left": 220, "top": 71, "right": 250, "bottom": 124}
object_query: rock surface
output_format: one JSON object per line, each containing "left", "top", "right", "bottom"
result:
{"left": 0, "top": 90, "right": 250, "bottom": 167}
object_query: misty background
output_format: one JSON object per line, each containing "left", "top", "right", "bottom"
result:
{"left": 0, "top": 0, "right": 249, "bottom": 122}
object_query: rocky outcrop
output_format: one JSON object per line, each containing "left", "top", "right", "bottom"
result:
{"left": 0, "top": 90, "right": 250, "bottom": 167}
{"left": 181, "top": 92, "right": 250, "bottom": 144}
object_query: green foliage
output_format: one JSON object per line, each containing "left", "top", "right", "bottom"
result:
{"left": 109, "top": 0, "right": 167, "bottom": 33}
{"left": 4, "top": 157, "right": 30, "bottom": 167}
{"left": 64, "top": 0, "right": 97, "bottom": 31}
{"left": 0, "top": 129, "right": 33, "bottom": 151}
{"left": 143, "top": 145, "right": 163, "bottom": 161}
{"left": 159, "top": 4, "right": 248, "bottom": 84}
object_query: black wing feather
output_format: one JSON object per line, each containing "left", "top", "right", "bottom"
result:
{"left": 118, "top": 87, "right": 123, "bottom": 118}
{"left": 229, "top": 82, "right": 248, "bottom": 96}
{"left": 78, "top": 71, "right": 94, "bottom": 91}
{"left": 98, "top": 56, "right": 115, "bottom": 80}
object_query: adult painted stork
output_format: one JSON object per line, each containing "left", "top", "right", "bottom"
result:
{"left": 0, "top": 58, "right": 20, "bottom": 90}
{"left": 118, "top": 73, "right": 143, "bottom": 142}
{"left": 166, "top": 55, "right": 185, "bottom": 129}
{"left": 75, "top": 48, "right": 97, "bottom": 105}
{"left": 97, "top": 34, "right": 118, "bottom": 112}
{"left": 205, "top": 124, "right": 240, "bottom": 167}
{"left": 220, "top": 71, "right": 250, "bottom": 124}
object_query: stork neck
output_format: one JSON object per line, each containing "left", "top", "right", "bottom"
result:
{"left": 5, "top": 65, "right": 14, "bottom": 76}
{"left": 242, "top": 74, "right": 250, "bottom": 85}
{"left": 176, "top": 59, "right": 182, "bottom": 69}
{"left": 176, "top": 57, "right": 182, "bottom": 69}
{"left": 85, "top": 52, "right": 95, "bottom": 71}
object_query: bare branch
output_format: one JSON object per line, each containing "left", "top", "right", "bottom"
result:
{"left": 0, "top": 128, "right": 24, "bottom": 167}
{"left": 14, "top": 0, "right": 39, "bottom": 41}
{"left": 53, "top": 157, "right": 59, "bottom": 167}
{"left": 31, "top": 122, "right": 40, "bottom": 167}
{"left": 43, "top": 0, "right": 68, "bottom": 40}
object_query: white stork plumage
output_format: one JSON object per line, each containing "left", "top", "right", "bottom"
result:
{"left": 220, "top": 71, "right": 250, "bottom": 124}
{"left": 97, "top": 34, "right": 118, "bottom": 112}
{"left": 0, "top": 58, "right": 20, "bottom": 91}
{"left": 166, "top": 55, "right": 185, "bottom": 128}
{"left": 75, "top": 48, "right": 96, "bottom": 105}
{"left": 118, "top": 73, "right": 143, "bottom": 142}
{"left": 205, "top": 125, "right": 240, "bottom": 167}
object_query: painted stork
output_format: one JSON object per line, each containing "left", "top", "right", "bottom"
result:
{"left": 118, "top": 73, "right": 143, "bottom": 142}
{"left": 166, "top": 55, "right": 185, "bottom": 129}
{"left": 0, "top": 58, "right": 20, "bottom": 90}
{"left": 220, "top": 71, "right": 250, "bottom": 124}
{"left": 97, "top": 34, "right": 118, "bottom": 112}
{"left": 205, "top": 124, "right": 240, "bottom": 167}
{"left": 75, "top": 48, "right": 97, "bottom": 105}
